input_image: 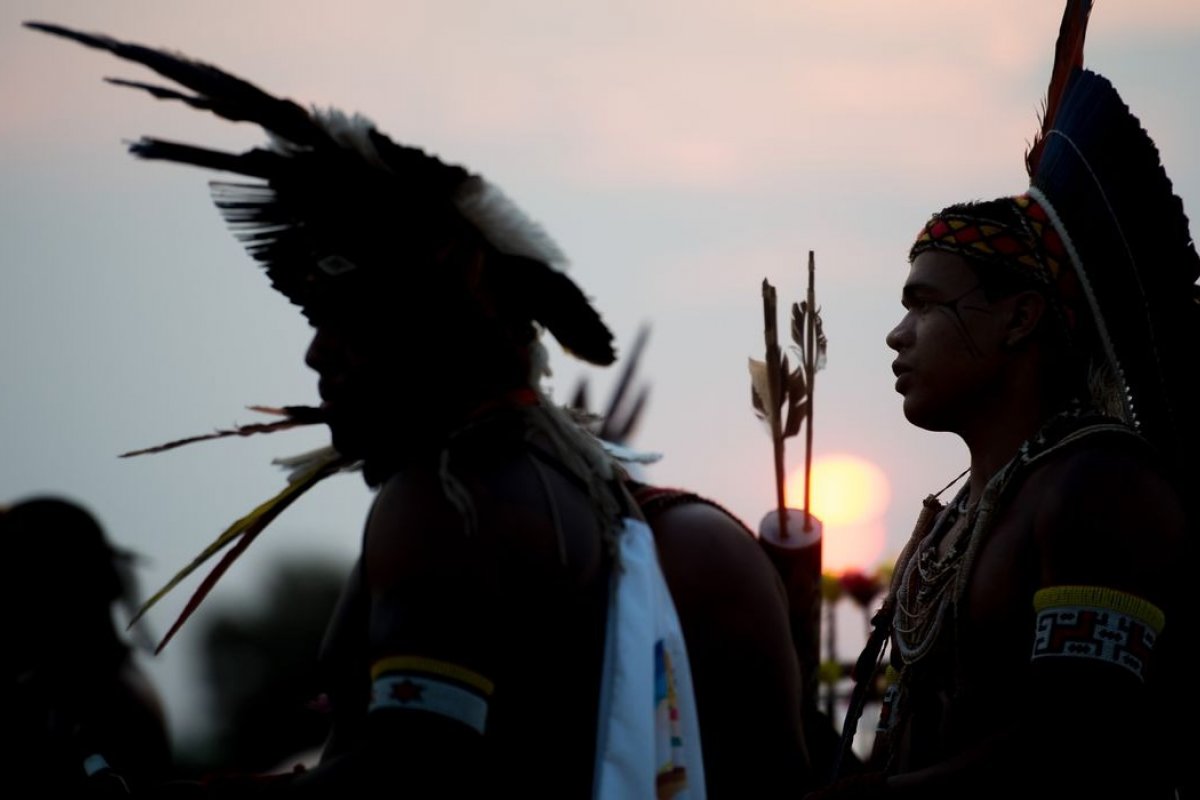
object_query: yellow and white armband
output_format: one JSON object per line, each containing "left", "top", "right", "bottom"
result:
{"left": 369, "top": 656, "right": 495, "bottom": 734}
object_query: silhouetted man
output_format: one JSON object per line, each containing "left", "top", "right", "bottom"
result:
{"left": 30, "top": 21, "right": 812, "bottom": 798}
{"left": 812, "top": 2, "right": 1195, "bottom": 797}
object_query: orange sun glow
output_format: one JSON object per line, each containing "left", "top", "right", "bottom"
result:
{"left": 784, "top": 453, "right": 891, "bottom": 574}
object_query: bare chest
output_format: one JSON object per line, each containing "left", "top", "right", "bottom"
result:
{"left": 952, "top": 497, "right": 1042, "bottom": 683}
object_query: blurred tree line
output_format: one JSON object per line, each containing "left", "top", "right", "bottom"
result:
{"left": 174, "top": 556, "right": 352, "bottom": 777}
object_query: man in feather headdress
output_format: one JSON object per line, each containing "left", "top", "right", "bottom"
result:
{"left": 26, "top": 22, "right": 813, "bottom": 798}
{"left": 810, "top": 2, "right": 1196, "bottom": 798}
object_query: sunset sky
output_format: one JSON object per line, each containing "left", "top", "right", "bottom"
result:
{"left": 3, "top": 0, "right": 1198, "bottom": 744}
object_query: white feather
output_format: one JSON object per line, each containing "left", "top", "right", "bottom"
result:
{"left": 598, "top": 440, "right": 663, "bottom": 465}
{"left": 283, "top": 108, "right": 568, "bottom": 273}
{"left": 455, "top": 176, "right": 569, "bottom": 269}
{"left": 270, "top": 106, "right": 391, "bottom": 173}
{"left": 271, "top": 444, "right": 361, "bottom": 482}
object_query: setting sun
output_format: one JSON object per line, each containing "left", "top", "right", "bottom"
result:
{"left": 785, "top": 454, "right": 891, "bottom": 573}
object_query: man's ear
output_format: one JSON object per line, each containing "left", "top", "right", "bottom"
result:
{"left": 1004, "top": 290, "right": 1048, "bottom": 348}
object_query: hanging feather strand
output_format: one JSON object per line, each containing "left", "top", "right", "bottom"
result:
{"left": 131, "top": 447, "right": 355, "bottom": 653}
{"left": 118, "top": 405, "right": 324, "bottom": 457}
{"left": 1025, "top": 0, "right": 1093, "bottom": 177}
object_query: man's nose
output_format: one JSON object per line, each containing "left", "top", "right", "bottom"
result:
{"left": 305, "top": 327, "right": 333, "bottom": 372}
{"left": 885, "top": 316, "right": 911, "bottom": 352}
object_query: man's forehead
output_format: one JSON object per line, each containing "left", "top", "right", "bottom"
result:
{"left": 904, "top": 251, "right": 978, "bottom": 294}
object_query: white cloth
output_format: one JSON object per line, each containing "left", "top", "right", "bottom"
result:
{"left": 593, "top": 517, "right": 706, "bottom": 800}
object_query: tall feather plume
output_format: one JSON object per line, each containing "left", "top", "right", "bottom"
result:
{"left": 23, "top": 22, "right": 328, "bottom": 146}
{"left": 1025, "top": 0, "right": 1093, "bottom": 178}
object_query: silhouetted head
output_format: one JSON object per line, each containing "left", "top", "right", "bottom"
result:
{"left": 893, "top": 194, "right": 1109, "bottom": 426}
{"left": 3, "top": 497, "right": 136, "bottom": 668}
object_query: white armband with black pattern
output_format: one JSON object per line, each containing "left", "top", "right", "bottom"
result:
{"left": 1031, "top": 585, "right": 1165, "bottom": 682}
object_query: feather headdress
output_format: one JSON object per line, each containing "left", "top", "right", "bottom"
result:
{"left": 25, "top": 21, "right": 616, "bottom": 365}
{"left": 27, "top": 21, "right": 620, "bottom": 649}
{"left": 1020, "top": 1, "right": 1200, "bottom": 476}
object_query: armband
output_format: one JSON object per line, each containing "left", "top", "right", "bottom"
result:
{"left": 369, "top": 656, "right": 494, "bottom": 734}
{"left": 1031, "top": 585, "right": 1164, "bottom": 681}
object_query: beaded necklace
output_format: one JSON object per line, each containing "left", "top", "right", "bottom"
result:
{"left": 894, "top": 486, "right": 973, "bottom": 665}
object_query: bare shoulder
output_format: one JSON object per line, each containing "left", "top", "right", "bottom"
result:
{"left": 361, "top": 447, "right": 610, "bottom": 649}
{"left": 650, "top": 498, "right": 784, "bottom": 601}
{"left": 364, "top": 446, "right": 608, "bottom": 582}
{"left": 363, "top": 463, "right": 477, "bottom": 586}
{"left": 647, "top": 496, "right": 794, "bottom": 647}
{"left": 1029, "top": 432, "right": 1186, "bottom": 603}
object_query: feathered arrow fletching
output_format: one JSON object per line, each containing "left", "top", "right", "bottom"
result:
{"left": 751, "top": 253, "right": 827, "bottom": 536}
{"left": 750, "top": 285, "right": 825, "bottom": 442}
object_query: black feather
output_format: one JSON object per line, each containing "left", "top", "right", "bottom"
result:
{"left": 601, "top": 324, "right": 650, "bottom": 426}
{"left": 502, "top": 255, "right": 616, "bottom": 366}
{"left": 25, "top": 21, "right": 326, "bottom": 145}
{"left": 28, "top": 20, "right": 617, "bottom": 362}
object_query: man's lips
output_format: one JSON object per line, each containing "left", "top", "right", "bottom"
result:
{"left": 317, "top": 379, "right": 341, "bottom": 406}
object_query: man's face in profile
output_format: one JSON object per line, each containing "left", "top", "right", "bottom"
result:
{"left": 886, "top": 251, "right": 1010, "bottom": 433}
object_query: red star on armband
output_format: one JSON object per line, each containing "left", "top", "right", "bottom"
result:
{"left": 391, "top": 679, "right": 425, "bottom": 703}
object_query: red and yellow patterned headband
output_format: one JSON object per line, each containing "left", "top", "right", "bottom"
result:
{"left": 910, "top": 194, "right": 1068, "bottom": 281}
{"left": 909, "top": 193, "right": 1080, "bottom": 329}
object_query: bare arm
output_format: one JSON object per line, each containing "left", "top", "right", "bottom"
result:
{"left": 886, "top": 441, "right": 1185, "bottom": 798}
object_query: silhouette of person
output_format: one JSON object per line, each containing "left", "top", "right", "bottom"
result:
{"left": 811, "top": 3, "right": 1195, "bottom": 797}
{"left": 4, "top": 497, "right": 172, "bottom": 794}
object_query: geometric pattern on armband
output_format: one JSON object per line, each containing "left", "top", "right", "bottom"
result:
{"left": 1031, "top": 585, "right": 1165, "bottom": 682}
{"left": 368, "top": 655, "right": 495, "bottom": 734}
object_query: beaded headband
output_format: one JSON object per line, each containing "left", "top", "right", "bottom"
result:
{"left": 909, "top": 193, "right": 1080, "bottom": 331}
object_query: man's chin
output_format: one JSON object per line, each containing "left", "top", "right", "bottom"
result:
{"left": 902, "top": 398, "right": 952, "bottom": 433}
{"left": 327, "top": 421, "right": 370, "bottom": 461}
